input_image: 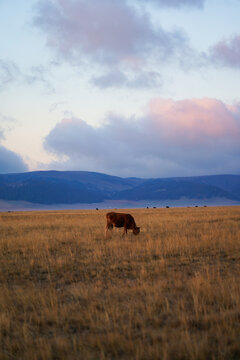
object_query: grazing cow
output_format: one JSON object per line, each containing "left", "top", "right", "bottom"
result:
{"left": 105, "top": 212, "right": 140, "bottom": 237}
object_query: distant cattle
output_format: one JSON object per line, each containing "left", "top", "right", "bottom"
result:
{"left": 105, "top": 212, "right": 140, "bottom": 237}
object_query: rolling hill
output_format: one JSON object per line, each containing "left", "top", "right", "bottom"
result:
{"left": 0, "top": 171, "right": 239, "bottom": 205}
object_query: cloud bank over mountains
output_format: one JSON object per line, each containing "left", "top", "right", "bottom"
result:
{"left": 44, "top": 98, "right": 240, "bottom": 177}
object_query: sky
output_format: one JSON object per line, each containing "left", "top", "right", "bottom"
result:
{"left": 0, "top": 0, "right": 240, "bottom": 178}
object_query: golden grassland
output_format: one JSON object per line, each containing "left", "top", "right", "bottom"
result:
{"left": 0, "top": 206, "right": 240, "bottom": 360}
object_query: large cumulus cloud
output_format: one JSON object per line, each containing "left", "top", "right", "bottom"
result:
{"left": 44, "top": 98, "right": 240, "bottom": 177}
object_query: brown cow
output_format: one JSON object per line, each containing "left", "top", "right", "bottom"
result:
{"left": 105, "top": 212, "right": 140, "bottom": 237}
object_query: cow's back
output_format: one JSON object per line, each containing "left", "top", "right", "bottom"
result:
{"left": 106, "top": 212, "right": 135, "bottom": 228}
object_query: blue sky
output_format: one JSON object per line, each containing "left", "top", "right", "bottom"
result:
{"left": 0, "top": 0, "right": 240, "bottom": 177}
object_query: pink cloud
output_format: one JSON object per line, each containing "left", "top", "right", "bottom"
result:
{"left": 148, "top": 98, "right": 240, "bottom": 145}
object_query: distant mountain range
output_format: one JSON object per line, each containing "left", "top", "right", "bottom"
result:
{"left": 0, "top": 171, "right": 240, "bottom": 205}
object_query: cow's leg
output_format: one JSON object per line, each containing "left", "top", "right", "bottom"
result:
{"left": 105, "top": 223, "right": 113, "bottom": 238}
{"left": 122, "top": 226, "right": 127, "bottom": 237}
{"left": 105, "top": 224, "right": 109, "bottom": 237}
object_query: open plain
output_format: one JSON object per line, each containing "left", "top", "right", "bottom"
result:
{"left": 0, "top": 206, "right": 240, "bottom": 360}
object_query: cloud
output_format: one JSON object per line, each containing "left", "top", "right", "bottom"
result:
{"left": 0, "top": 119, "right": 28, "bottom": 173}
{"left": 44, "top": 98, "right": 240, "bottom": 177}
{"left": 132, "top": 0, "right": 205, "bottom": 8}
{"left": 148, "top": 98, "right": 240, "bottom": 144}
{"left": 91, "top": 70, "right": 128, "bottom": 88}
{"left": 0, "top": 130, "right": 4, "bottom": 142}
{"left": 91, "top": 69, "right": 162, "bottom": 89}
{"left": 0, "top": 113, "right": 16, "bottom": 133}
{"left": 25, "top": 65, "right": 55, "bottom": 93}
{"left": 209, "top": 35, "right": 240, "bottom": 68}
{"left": 34, "top": 0, "right": 188, "bottom": 67}
{"left": 0, "top": 59, "right": 20, "bottom": 91}
{"left": 0, "top": 146, "right": 28, "bottom": 173}
{"left": 0, "top": 59, "right": 55, "bottom": 93}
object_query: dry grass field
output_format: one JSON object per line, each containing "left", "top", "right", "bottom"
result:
{"left": 0, "top": 206, "right": 240, "bottom": 360}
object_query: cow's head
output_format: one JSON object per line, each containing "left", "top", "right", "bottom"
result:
{"left": 133, "top": 227, "right": 140, "bottom": 235}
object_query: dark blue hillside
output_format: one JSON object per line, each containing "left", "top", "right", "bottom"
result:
{"left": 0, "top": 171, "right": 142, "bottom": 191}
{"left": 0, "top": 176, "right": 104, "bottom": 204}
{"left": 185, "top": 175, "right": 240, "bottom": 199}
{"left": 113, "top": 178, "right": 238, "bottom": 201}
{"left": 0, "top": 171, "right": 239, "bottom": 204}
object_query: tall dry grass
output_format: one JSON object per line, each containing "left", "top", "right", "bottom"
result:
{"left": 0, "top": 206, "right": 240, "bottom": 359}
